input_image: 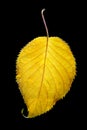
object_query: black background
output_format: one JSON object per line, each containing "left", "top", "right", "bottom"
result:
{"left": 8, "top": 0, "right": 85, "bottom": 129}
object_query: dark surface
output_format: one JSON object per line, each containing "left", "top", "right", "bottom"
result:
{"left": 8, "top": 1, "right": 85, "bottom": 129}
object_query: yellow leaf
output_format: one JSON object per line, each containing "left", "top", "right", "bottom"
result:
{"left": 16, "top": 36, "right": 76, "bottom": 118}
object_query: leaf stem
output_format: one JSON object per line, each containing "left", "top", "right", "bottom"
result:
{"left": 41, "top": 8, "right": 49, "bottom": 41}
